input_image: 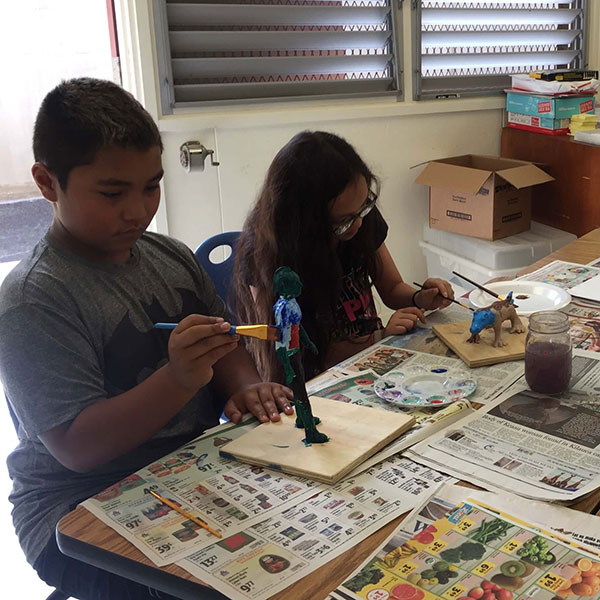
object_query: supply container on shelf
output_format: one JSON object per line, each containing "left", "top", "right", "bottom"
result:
{"left": 419, "top": 221, "right": 576, "bottom": 292}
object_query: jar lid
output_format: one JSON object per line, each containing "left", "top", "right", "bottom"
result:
{"left": 529, "top": 310, "right": 569, "bottom": 333}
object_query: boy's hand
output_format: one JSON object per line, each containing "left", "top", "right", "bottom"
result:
{"left": 165, "top": 315, "right": 238, "bottom": 393}
{"left": 224, "top": 383, "right": 294, "bottom": 424}
{"left": 384, "top": 307, "right": 426, "bottom": 336}
{"left": 415, "top": 278, "right": 454, "bottom": 310}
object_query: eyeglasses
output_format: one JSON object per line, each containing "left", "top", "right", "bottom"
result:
{"left": 332, "top": 190, "right": 378, "bottom": 236}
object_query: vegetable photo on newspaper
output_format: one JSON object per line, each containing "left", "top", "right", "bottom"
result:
{"left": 339, "top": 499, "right": 600, "bottom": 600}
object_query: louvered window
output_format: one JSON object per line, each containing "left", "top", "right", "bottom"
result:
{"left": 413, "top": 0, "right": 586, "bottom": 100}
{"left": 152, "top": 0, "right": 401, "bottom": 109}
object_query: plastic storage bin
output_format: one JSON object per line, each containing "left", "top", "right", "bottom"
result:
{"left": 419, "top": 221, "right": 576, "bottom": 289}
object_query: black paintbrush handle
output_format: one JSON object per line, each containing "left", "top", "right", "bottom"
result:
{"left": 451, "top": 271, "right": 501, "bottom": 299}
{"left": 412, "top": 282, "right": 474, "bottom": 312}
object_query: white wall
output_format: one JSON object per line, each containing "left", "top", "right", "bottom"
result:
{"left": 110, "top": 0, "right": 600, "bottom": 301}
{"left": 158, "top": 108, "right": 503, "bottom": 297}
{"left": 114, "top": 0, "right": 507, "bottom": 295}
{"left": 0, "top": 1, "right": 113, "bottom": 195}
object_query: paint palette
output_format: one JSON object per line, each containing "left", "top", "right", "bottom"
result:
{"left": 374, "top": 366, "right": 477, "bottom": 407}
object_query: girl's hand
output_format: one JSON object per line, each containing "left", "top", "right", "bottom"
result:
{"left": 384, "top": 307, "right": 426, "bottom": 336}
{"left": 415, "top": 278, "right": 454, "bottom": 310}
{"left": 224, "top": 383, "right": 294, "bottom": 424}
{"left": 165, "top": 315, "right": 239, "bottom": 393}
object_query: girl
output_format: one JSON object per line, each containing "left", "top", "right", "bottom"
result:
{"left": 234, "top": 131, "right": 454, "bottom": 381}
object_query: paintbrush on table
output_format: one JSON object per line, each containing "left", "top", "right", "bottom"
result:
{"left": 412, "top": 282, "right": 474, "bottom": 312}
{"left": 144, "top": 488, "right": 221, "bottom": 538}
{"left": 154, "top": 322, "right": 280, "bottom": 341}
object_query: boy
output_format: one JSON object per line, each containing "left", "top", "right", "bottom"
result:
{"left": 0, "top": 78, "right": 293, "bottom": 599}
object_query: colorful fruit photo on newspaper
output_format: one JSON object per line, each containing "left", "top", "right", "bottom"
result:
{"left": 340, "top": 502, "right": 600, "bottom": 600}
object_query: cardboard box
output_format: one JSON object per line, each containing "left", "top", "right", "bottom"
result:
{"left": 507, "top": 112, "right": 570, "bottom": 134}
{"left": 506, "top": 91, "right": 595, "bottom": 119}
{"left": 415, "top": 155, "right": 555, "bottom": 241}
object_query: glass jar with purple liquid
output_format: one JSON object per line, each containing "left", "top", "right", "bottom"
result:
{"left": 525, "top": 311, "right": 572, "bottom": 394}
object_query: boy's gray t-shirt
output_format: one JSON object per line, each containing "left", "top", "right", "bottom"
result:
{"left": 0, "top": 231, "right": 227, "bottom": 566}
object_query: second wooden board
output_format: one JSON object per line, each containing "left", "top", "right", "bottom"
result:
{"left": 433, "top": 318, "right": 528, "bottom": 367}
{"left": 219, "top": 396, "right": 415, "bottom": 484}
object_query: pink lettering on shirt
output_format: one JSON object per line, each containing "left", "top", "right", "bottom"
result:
{"left": 342, "top": 291, "right": 372, "bottom": 322}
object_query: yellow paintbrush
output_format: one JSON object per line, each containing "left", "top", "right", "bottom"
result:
{"left": 145, "top": 488, "right": 221, "bottom": 538}
{"left": 229, "top": 324, "right": 280, "bottom": 341}
{"left": 154, "top": 322, "right": 279, "bottom": 341}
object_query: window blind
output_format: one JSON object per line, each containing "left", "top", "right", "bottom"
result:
{"left": 153, "top": 0, "right": 401, "bottom": 109}
{"left": 413, "top": 0, "right": 586, "bottom": 100}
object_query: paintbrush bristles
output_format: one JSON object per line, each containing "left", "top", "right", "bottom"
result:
{"left": 232, "top": 325, "right": 279, "bottom": 341}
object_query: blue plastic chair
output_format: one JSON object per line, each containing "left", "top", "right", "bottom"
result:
{"left": 194, "top": 231, "right": 240, "bottom": 306}
{"left": 194, "top": 232, "right": 241, "bottom": 424}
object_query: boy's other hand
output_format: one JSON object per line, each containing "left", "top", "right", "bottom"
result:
{"left": 224, "top": 382, "right": 294, "bottom": 424}
{"left": 384, "top": 307, "right": 426, "bottom": 336}
{"left": 165, "top": 314, "right": 238, "bottom": 393}
{"left": 416, "top": 278, "right": 454, "bottom": 310}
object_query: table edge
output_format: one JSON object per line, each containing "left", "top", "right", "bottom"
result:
{"left": 56, "top": 521, "right": 228, "bottom": 600}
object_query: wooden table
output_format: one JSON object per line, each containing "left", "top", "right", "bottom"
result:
{"left": 58, "top": 227, "right": 600, "bottom": 600}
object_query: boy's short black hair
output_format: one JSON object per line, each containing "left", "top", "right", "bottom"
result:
{"left": 33, "top": 77, "right": 163, "bottom": 190}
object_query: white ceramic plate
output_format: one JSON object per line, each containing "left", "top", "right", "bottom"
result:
{"left": 468, "top": 280, "right": 571, "bottom": 316}
{"left": 374, "top": 366, "right": 477, "bottom": 408}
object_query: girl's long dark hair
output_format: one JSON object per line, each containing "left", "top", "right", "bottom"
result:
{"left": 234, "top": 131, "right": 381, "bottom": 382}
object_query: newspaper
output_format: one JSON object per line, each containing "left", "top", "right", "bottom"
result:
{"left": 307, "top": 369, "right": 472, "bottom": 474}
{"left": 328, "top": 483, "right": 600, "bottom": 600}
{"left": 382, "top": 305, "right": 471, "bottom": 357}
{"left": 563, "top": 299, "right": 600, "bottom": 358}
{"left": 331, "top": 342, "right": 525, "bottom": 406}
{"left": 79, "top": 334, "right": 486, "bottom": 568}
{"left": 176, "top": 456, "right": 453, "bottom": 600}
{"left": 405, "top": 352, "right": 600, "bottom": 503}
{"left": 305, "top": 368, "right": 348, "bottom": 396}
{"left": 517, "top": 260, "right": 600, "bottom": 289}
{"left": 307, "top": 338, "right": 524, "bottom": 477}
{"left": 82, "top": 419, "right": 323, "bottom": 566}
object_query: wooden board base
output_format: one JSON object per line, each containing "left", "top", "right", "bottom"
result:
{"left": 219, "top": 396, "right": 415, "bottom": 484}
{"left": 433, "top": 318, "right": 528, "bottom": 368}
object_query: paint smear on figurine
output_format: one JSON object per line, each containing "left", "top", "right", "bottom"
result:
{"left": 272, "top": 445, "right": 289, "bottom": 449}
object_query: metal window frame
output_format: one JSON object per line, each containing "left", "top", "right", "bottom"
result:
{"left": 152, "top": 0, "right": 176, "bottom": 115}
{"left": 412, "top": 0, "right": 587, "bottom": 101}
{"left": 151, "top": 0, "right": 404, "bottom": 113}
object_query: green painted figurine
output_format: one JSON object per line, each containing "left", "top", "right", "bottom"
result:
{"left": 273, "top": 267, "right": 329, "bottom": 445}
